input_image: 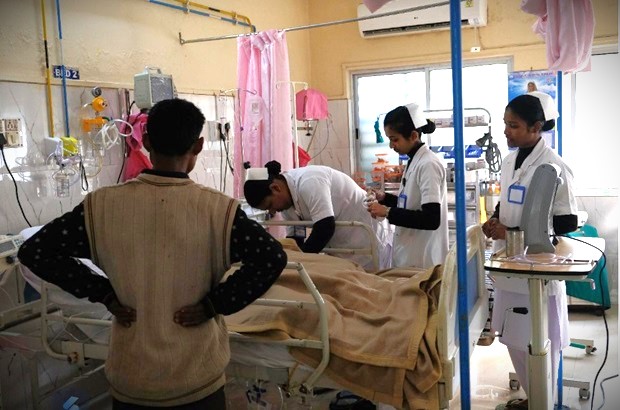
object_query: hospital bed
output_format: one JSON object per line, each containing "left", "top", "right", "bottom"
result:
{"left": 225, "top": 224, "right": 489, "bottom": 409}
{"left": 0, "top": 225, "right": 488, "bottom": 409}
{"left": 262, "top": 219, "right": 382, "bottom": 271}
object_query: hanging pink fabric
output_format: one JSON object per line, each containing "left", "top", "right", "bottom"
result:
{"left": 234, "top": 30, "right": 294, "bottom": 199}
{"left": 295, "top": 89, "right": 328, "bottom": 121}
{"left": 120, "top": 112, "right": 152, "bottom": 182}
{"left": 296, "top": 144, "right": 311, "bottom": 167}
{"left": 520, "top": 0, "right": 595, "bottom": 73}
{"left": 362, "top": 0, "right": 392, "bottom": 13}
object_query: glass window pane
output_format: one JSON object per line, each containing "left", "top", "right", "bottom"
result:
{"left": 354, "top": 62, "right": 509, "bottom": 179}
{"left": 565, "top": 53, "right": 619, "bottom": 190}
{"left": 428, "top": 63, "right": 508, "bottom": 152}
{"left": 356, "top": 71, "right": 426, "bottom": 174}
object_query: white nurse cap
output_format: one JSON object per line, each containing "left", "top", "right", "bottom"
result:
{"left": 245, "top": 168, "right": 269, "bottom": 181}
{"left": 405, "top": 102, "right": 428, "bottom": 130}
{"left": 527, "top": 91, "right": 559, "bottom": 121}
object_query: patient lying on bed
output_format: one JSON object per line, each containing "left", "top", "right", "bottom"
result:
{"left": 226, "top": 240, "right": 443, "bottom": 410}
{"left": 20, "top": 237, "right": 443, "bottom": 410}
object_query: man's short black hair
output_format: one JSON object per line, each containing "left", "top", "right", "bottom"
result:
{"left": 146, "top": 99, "right": 205, "bottom": 156}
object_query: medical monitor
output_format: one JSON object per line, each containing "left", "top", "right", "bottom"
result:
{"left": 134, "top": 67, "right": 175, "bottom": 110}
{"left": 521, "top": 163, "right": 561, "bottom": 254}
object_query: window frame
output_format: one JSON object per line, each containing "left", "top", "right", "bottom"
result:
{"left": 351, "top": 57, "right": 513, "bottom": 173}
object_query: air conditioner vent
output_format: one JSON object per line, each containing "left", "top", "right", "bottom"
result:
{"left": 361, "top": 19, "right": 468, "bottom": 37}
{"left": 358, "top": 0, "right": 487, "bottom": 38}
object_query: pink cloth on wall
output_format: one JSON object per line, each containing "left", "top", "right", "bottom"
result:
{"left": 120, "top": 112, "right": 152, "bottom": 182}
{"left": 295, "top": 89, "right": 328, "bottom": 121}
{"left": 234, "top": 30, "right": 294, "bottom": 200}
{"left": 520, "top": 0, "right": 595, "bottom": 73}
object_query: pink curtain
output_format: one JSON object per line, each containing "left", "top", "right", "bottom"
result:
{"left": 362, "top": 0, "right": 392, "bottom": 13}
{"left": 521, "top": 0, "right": 595, "bottom": 72}
{"left": 234, "top": 30, "right": 293, "bottom": 198}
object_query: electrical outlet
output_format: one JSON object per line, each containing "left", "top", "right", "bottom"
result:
{"left": 0, "top": 118, "right": 23, "bottom": 147}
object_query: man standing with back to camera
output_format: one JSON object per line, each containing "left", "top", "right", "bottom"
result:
{"left": 19, "top": 98, "right": 288, "bottom": 409}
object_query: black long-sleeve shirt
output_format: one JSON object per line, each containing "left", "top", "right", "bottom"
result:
{"left": 379, "top": 143, "right": 441, "bottom": 230}
{"left": 18, "top": 174, "right": 287, "bottom": 317}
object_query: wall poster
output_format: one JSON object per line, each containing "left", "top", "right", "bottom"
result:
{"left": 508, "top": 70, "right": 558, "bottom": 149}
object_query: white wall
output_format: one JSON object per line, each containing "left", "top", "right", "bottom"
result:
{"left": 0, "top": 0, "right": 312, "bottom": 236}
{"left": 0, "top": 81, "right": 235, "bottom": 235}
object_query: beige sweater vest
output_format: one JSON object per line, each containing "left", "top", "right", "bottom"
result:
{"left": 83, "top": 173, "right": 237, "bottom": 406}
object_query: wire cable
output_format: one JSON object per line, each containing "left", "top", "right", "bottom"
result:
{"left": 560, "top": 235, "right": 608, "bottom": 410}
{"left": 596, "top": 374, "right": 619, "bottom": 410}
{"left": 117, "top": 135, "right": 127, "bottom": 184}
{"left": 313, "top": 114, "right": 334, "bottom": 159}
{"left": 485, "top": 141, "right": 502, "bottom": 173}
{"left": 117, "top": 104, "right": 142, "bottom": 184}
{"left": 80, "top": 159, "right": 89, "bottom": 192}
{"left": 0, "top": 145, "right": 33, "bottom": 227}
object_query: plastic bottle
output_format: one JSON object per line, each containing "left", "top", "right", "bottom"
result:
{"left": 54, "top": 170, "right": 70, "bottom": 197}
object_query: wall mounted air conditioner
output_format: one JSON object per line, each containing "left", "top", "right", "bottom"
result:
{"left": 357, "top": 0, "right": 487, "bottom": 38}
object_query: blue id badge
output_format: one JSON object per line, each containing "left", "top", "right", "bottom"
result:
{"left": 507, "top": 184, "right": 526, "bottom": 204}
{"left": 397, "top": 192, "right": 408, "bottom": 208}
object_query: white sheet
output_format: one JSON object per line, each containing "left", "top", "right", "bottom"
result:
{"left": 19, "top": 227, "right": 112, "bottom": 344}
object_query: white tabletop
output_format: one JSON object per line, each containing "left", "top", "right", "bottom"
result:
{"left": 485, "top": 236, "right": 600, "bottom": 280}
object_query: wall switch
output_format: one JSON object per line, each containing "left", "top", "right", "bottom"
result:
{"left": 0, "top": 118, "right": 23, "bottom": 147}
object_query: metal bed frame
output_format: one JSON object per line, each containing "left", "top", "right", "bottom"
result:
{"left": 1, "top": 225, "right": 489, "bottom": 409}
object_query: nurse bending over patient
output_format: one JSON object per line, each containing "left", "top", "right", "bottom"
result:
{"left": 244, "top": 161, "right": 392, "bottom": 270}
{"left": 367, "top": 103, "right": 449, "bottom": 269}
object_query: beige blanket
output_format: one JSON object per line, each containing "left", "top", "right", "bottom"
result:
{"left": 225, "top": 246, "right": 442, "bottom": 409}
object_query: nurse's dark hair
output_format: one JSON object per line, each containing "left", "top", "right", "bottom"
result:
{"left": 506, "top": 94, "right": 555, "bottom": 132}
{"left": 384, "top": 106, "right": 436, "bottom": 139}
{"left": 243, "top": 160, "right": 285, "bottom": 208}
{"left": 146, "top": 98, "right": 205, "bottom": 156}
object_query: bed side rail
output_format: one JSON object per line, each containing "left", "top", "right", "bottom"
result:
{"left": 40, "top": 283, "right": 111, "bottom": 364}
{"left": 437, "top": 224, "right": 489, "bottom": 407}
{"left": 229, "top": 261, "right": 330, "bottom": 394}
{"left": 39, "top": 261, "right": 330, "bottom": 394}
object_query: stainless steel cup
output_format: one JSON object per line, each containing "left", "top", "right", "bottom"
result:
{"left": 506, "top": 229, "right": 525, "bottom": 257}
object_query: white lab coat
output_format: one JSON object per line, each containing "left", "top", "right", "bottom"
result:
{"left": 491, "top": 137, "right": 578, "bottom": 355}
{"left": 391, "top": 144, "right": 449, "bottom": 269}
{"left": 280, "top": 166, "right": 392, "bottom": 270}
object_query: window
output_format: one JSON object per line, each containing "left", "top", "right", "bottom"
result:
{"left": 353, "top": 60, "right": 510, "bottom": 175}
{"left": 356, "top": 70, "right": 426, "bottom": 171}
{"left": 563, "top": 53, "right": 619, "bottom": 191}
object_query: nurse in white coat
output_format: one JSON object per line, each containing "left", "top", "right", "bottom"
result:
{"left": 482, "top": 92, "right": 578, "bottom": 409}
{"left": 244, "top": 161, "right": 392, "bottom": 271}
{"left": 367, "top": 103, "right": 449, "bottom": 269}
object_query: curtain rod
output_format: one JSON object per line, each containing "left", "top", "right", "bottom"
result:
{"left": 178, "top": 0, "right": 452, "bottom": 44}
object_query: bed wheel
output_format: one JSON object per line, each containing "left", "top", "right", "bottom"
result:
{"left": 509, "top": 379, "right": 520, "bottom": 390}
{"left": 579, "top": 388, "right": 591, "bottom": 400}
